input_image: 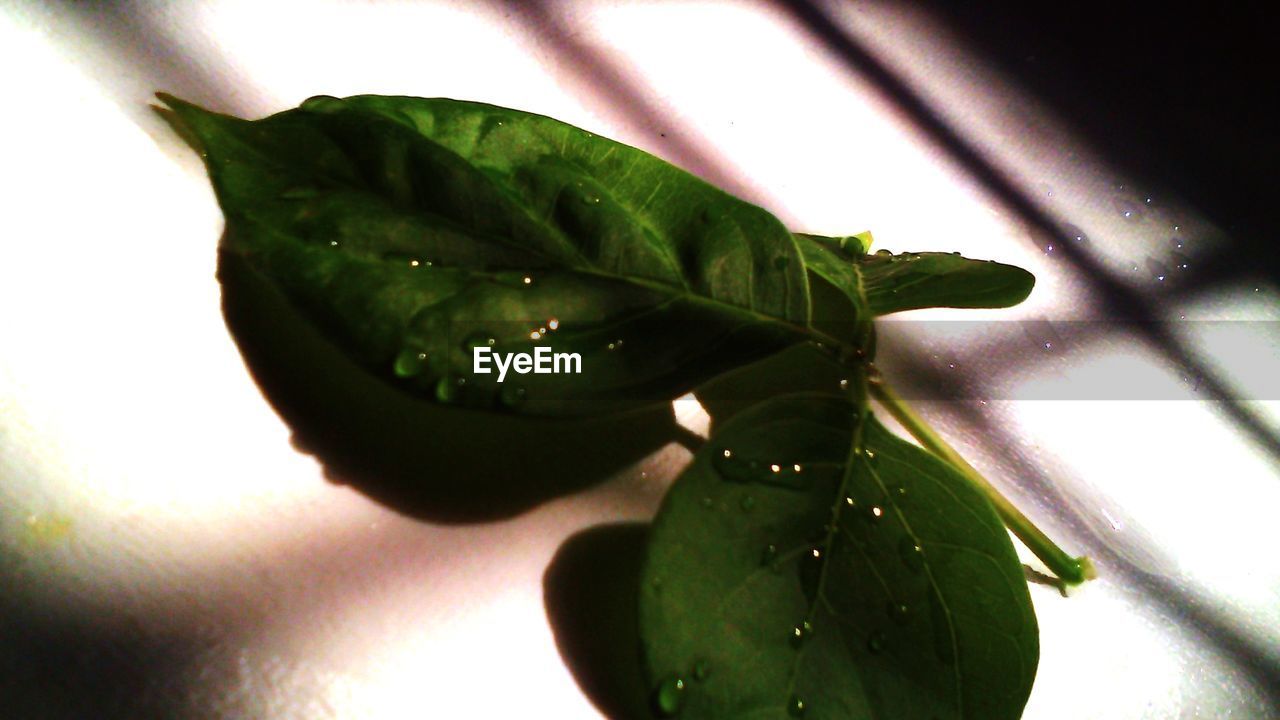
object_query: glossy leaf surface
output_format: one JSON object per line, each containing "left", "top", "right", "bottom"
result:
{"left": 640, "top": 393, "right": 1038, "bottom": 719}
{"left": 162, "top": 94, "right": 815, "bottom": 415}
{"left": 859, "top": 251, "right": 1035, "bottom": 316}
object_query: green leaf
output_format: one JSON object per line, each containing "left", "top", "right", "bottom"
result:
{"left": 160, "top": 93, "right": 818, "bottom": 416}
{"left": 859, "top": 251, "right": 1035, "bottom": 316}
{"left": 794, "top": 234, "right": 873, "bottom": 349}
{"left": 639, "top": 393, "right": 1038, "bottom": 719}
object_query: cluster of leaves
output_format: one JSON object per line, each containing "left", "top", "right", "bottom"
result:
{"left": 163, "top": 93, "right": 1045, "bottom": 719}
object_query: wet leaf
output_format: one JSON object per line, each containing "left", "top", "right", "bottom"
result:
{"left": 161, "top": 93, "right": 818, "bottom": 415}
{"left": 640, "top": 393, "right": 1038, "bottom": 719}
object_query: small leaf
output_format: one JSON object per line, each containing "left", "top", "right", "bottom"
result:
{"left": 161, "top": 94, "right": 819, "bottom": 415}
{"left": 859, "top": 251, "right": 1035, "bottom": 316}
{"left": 640, "top": 393, "right": 1038, "bottom": 719}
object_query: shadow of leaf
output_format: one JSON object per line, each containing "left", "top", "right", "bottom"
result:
{"left": 543, "top": 523, "right": 653, "bottom": 720}
{"left": 218, "top": 250, "right": 681, "bottom": 524}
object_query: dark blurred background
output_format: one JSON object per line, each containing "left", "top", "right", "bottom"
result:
{"left": 922, "top": 2, "right": 1275, "bottom": 287}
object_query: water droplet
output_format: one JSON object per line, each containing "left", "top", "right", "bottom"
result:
{"left": 898, "top": 536, "right": 925, "bottom": 572}
{"left": 434, "top": 376, "right": 461, "bottom": 404}
{"left": 499, "top": 384, "right": 527, "bottom": 408}
{"left": 522, "top": 275, "right": 533, "bottom": 285}
{"left": 700, "top": 496, "right": 714, "bottom": 509}
{"left": 874, "top": 249, "right": 892, "bottom": 257}
{"left": 887, "top": 601, "right": 912, "bottom": 626}
{"left": 844, "top": 495, "right": 857, "bottom": 507}
{"left": 713, "top": 448, "right": 809, "bottom": 490}
{"left": 1042, "top": 341, "right": 1053, "bottom": 351}
{"left": 867, "top": 630, "right": 887, "bottom": 654}
{"left": 790, "top": 621, "right": 813, "bottom": 648}
{"left": 864, "top": 449, "right": 879, "bottom": 466}
{"left": 760, "top": 544, "right": 778, "bottom": 566}
{"left": 740, "top": 495, "right": 756, "bottom": 512}
{"left": 328, "top": 240, "right": 339, "bottom": 247}
{"left": 653, "top": 676, "right": 686, "bottom": 717}
{"left": 393, "top": 348, "right": 428, "bottom": 378}
{"left": 1043, "top": 242, "right": 1055, "bottom": 255}
{"left": 581, "top": 190, "right": 601, "bottom": 204}
{"left": 462, "top": 332, "right": 496, "bottom": 352}
{"left": 867, "top": 505, "right": 884, "bottom": 523}
{"left": 301, "top": 95, "right": 345, "bottom": 112}
{"left": 838, "top": 378, "right": 850, "bottom": 391}
{"left": 547, "top": 318, "right": 560, "bottom": 330}
{"left": 787, "top": 695, "right": 807, "bottom": 717}
{"left": 1172, "top": 251, "right": 1190, "bottom": 271}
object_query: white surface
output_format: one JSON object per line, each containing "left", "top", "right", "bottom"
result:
{"left": 2, "top": 1, "right": 1278, "bottom": 718}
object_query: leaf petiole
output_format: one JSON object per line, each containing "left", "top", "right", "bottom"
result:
{"left": 867, "top": 373, "right": 1096, "bottom": 587}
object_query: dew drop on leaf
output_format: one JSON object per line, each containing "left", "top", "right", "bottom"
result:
{"left": 713, "top": 448, "right": 757, "bottom": 483}
{"left": 760, "top": 544, "right": 778, "bottom": 566}
{"left": 887, "top": 601, "right": 912, "bottom": 626}
{"left": 653, "top": 676, "right": 687, "bottom": 717}
{"left": 874, "top": 249, "right": 892, "bottom": 257}
{"left": 499, "top": 384, "right": 527, "bottom": 408}
{"left": 434, "top": 376, "right": 460, "bottom": 404}
{"left": 787, "top": 694, "right": 807, "bottom": 717}
{"left": 790, "top": 620, "right": 814, "bottom": 648}
{"left": 300, "top": 95, "right": 345, "bottom": 112}
{"left": 461, "top": 332, "right": 496, "bottom": 352}
{"left": 392, "top": 348, "right": 428, "bottom": 378}
{"left": 898, "top": 536, "right": 925, "bottom": 572}
{"left": 867, "top": 630, "right": 887, "bottom": 654}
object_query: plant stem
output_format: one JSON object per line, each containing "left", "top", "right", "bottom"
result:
{"left": 867, "top": 376, "right": 1096, "bottom": 586}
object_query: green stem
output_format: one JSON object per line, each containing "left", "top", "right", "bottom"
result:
{"left": 868, "top": 376, "right": 1096, "bottom": 587}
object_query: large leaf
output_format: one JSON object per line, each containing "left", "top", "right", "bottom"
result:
{"left": 639, "top": 393, "right": 1037, "bottom": 719}
{"left": 161, "top": 94, "right": 819, "bottom": 415}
